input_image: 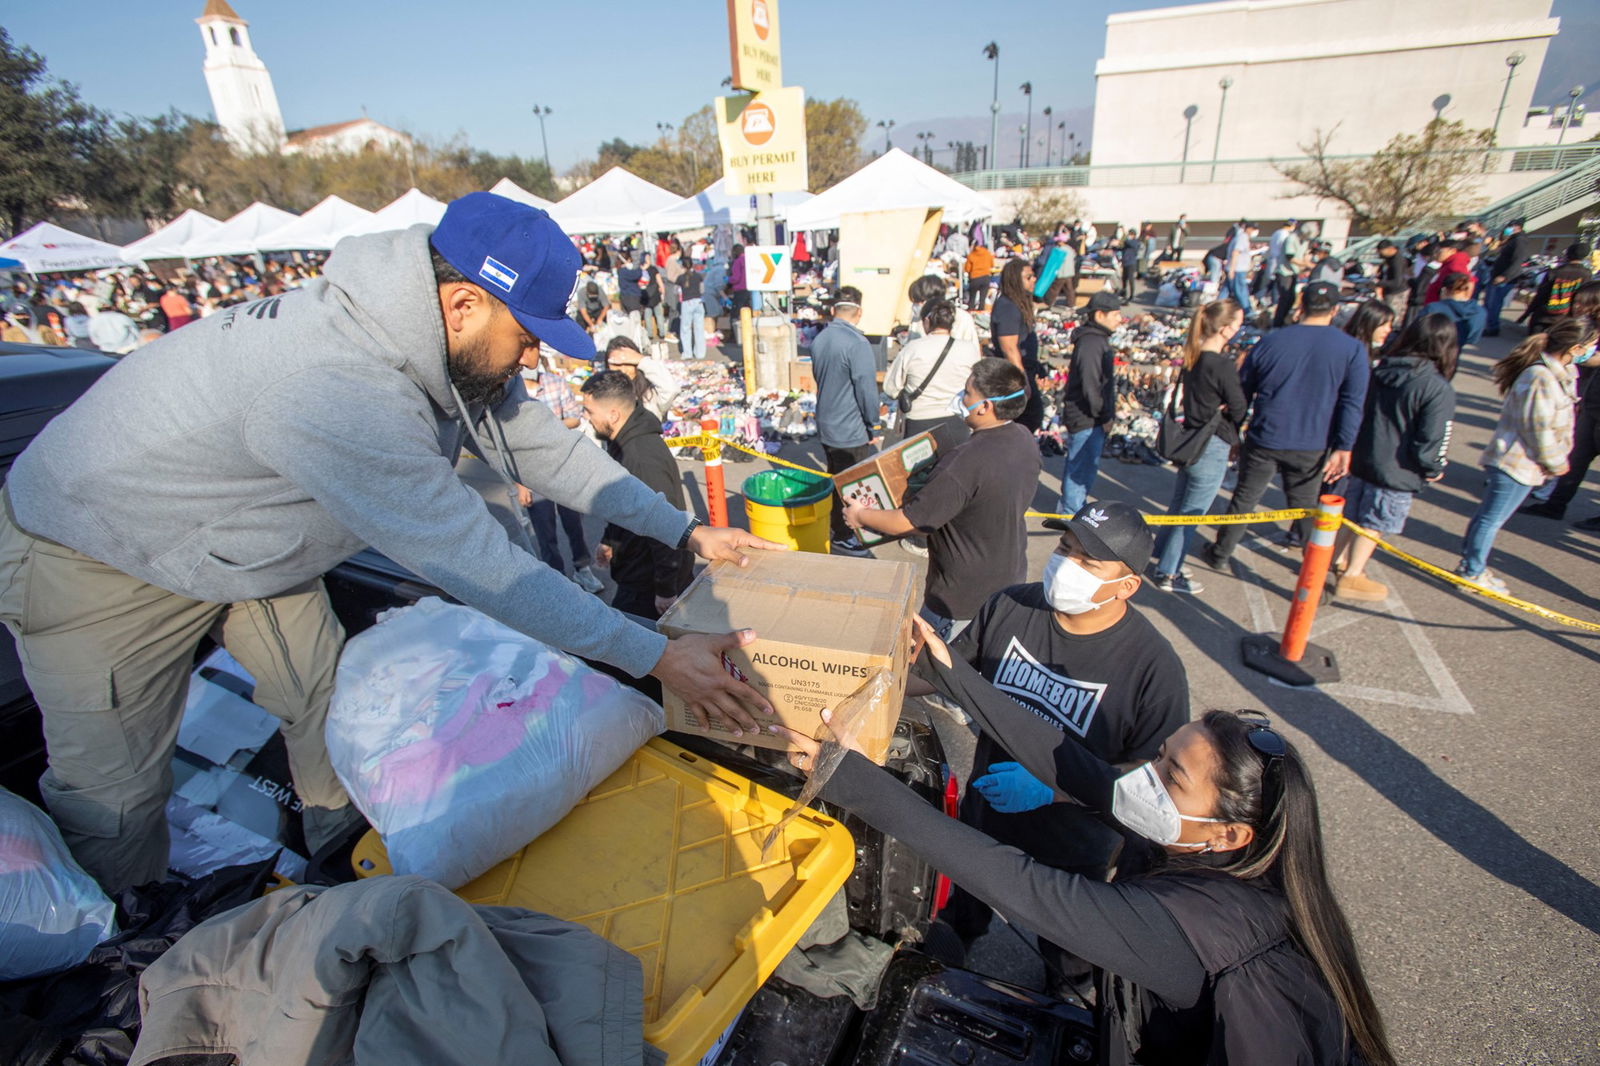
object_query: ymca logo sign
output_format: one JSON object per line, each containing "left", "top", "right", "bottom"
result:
{"left": 743, "top": 244, "right": 792, "bottom": 292}
{"left": 992, "top": 637, "right": 1107, "bottom": 737}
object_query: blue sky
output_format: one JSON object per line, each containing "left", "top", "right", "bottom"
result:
{"left": 5, "top": 0, "right": 1597, "bottom": 172}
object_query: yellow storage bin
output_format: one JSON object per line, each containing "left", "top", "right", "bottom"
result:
{"left": 351, "top": 738, "right": 854, "bottom": 1066}
{"left": 742, "top": 469, "right": 834, "bottom": 554}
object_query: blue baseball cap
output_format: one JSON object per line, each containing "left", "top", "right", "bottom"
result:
{"left": 429, "top": 191, "right": 593, "bottom": 359}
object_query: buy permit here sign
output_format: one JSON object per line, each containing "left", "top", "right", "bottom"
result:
{"left": 726, "top": 0, "right": 781, "bottom": 92}
{"left": 717, "top": 87, "right": 808, "bottom": 195}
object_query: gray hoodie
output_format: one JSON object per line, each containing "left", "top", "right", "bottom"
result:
{"left": 6, "top": 226, "right": 689, "bottom": 677}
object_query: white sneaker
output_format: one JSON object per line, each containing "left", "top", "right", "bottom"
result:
{"left": 900, "top": 540, "right": 930, "bottom": 558}
{"left": 572, "top": 565, "right": 605, "bottom": 594}
{"left": 1460, "top": 568, "right": 1510, "bottom": 596}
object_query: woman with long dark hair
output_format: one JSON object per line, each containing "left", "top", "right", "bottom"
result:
{"left": 779, "top": 615, "right": 1396, "bottom": 1066}
{"left": 1149, "top": 299, "right": 1246, "bottom": 595}
{"left": 1341, "top": 298, "right": 1395, "bottom": 360}
{"left": 1455, "top": 317, "right": 1594, "bottom": 593}
{"left": 1331, "top": 313, "right": 1459, "bottom": 602}
{"left": 989, "top": 257, "right": 1044, "bottom": 432}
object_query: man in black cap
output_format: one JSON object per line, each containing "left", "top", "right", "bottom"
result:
{"left": 1204, "top": 279, "right": 1369, "bottom": 569}
{"left": 911, "top": 499, "right": 1190, "bottom": 999}
{"left": 1057, "top": 290, "right": 1124, "bottom": 514}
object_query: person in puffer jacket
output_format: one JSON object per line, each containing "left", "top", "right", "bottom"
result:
{"left": 1330, "top": 314, "right": 1459, "bottom": 602}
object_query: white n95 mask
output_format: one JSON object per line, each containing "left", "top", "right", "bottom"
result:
{"left": 1111, "top": 763, "right": 1224, "bottom": 847}
{"left": 1042, "top": 553, "right": 1123, "bottom": 615}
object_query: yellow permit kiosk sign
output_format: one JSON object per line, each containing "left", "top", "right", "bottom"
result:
{"left": 726, "top": 0, "right": 782, "bottom": 92}
{"left": 717, "top": 87, "right": 808, "bottom": 195}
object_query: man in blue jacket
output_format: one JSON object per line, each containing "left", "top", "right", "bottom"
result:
{"left": 811, "top": 287, "right": 881, "bottom": 555}
{"left": 1204, "top": 281, "right": 1370, "bottom": 568}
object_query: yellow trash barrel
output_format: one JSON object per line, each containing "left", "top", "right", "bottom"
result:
{"left": 742, "top": 469, "right": 834, "bottom": 554}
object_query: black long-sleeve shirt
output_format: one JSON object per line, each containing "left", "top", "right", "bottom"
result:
{"left": 820, "top": 650, "right": 1207, "bottom": 1008}
{"left": 1181, "top": 349, "right": 1249, "bottom": 447}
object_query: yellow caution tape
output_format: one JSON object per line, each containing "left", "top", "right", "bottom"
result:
{"left": 663, "top": 433, "right": 1597, "bottom": 633}
{"left": 1338, "top": 519, "right": 1600, "bottom": 634}
{"left": 1028, "top": 508, "right": 1316, "bottom": 527}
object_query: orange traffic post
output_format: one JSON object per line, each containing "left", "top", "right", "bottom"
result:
{"left": 1240, "top": 494, "right": 1344, "bottom": 686}
{"left": 700, "top": 416, "right": 729, "bottom": 528}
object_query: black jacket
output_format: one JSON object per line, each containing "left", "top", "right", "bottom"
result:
{"left": 830, "top": 649, "right": 1362, "bottom": 1066}
{"left": 1529, "top": 262, "right": 1593, "bottom": 329}
{"left": 1375, "top": 252, "right": 1409, "bottom": 297}
{"left": 1063, "top": 321, "right": 1116, "bottom": 432}
{"left": 1490, "top": 232, "right": 1526, "bottom": 280}
{"left": 1180, "top": 349, "right": 1248, "bottom": 447}
{"left": 601, "top": 406, "right": 693, "bottom": 598}
{"left": 1351, "top": 355, "right": 1456, "bottom": 492}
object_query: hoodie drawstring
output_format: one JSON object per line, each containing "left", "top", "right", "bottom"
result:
{"left": 450, "top": 382, "right": 539, "bottom": 553}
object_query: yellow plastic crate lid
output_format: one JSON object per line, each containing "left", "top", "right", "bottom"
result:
{"left": 351, "top": 738, "right": 855, "bottom": 1066}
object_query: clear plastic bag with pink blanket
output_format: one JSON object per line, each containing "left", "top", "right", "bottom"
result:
{"left": 327, "top": 597, "right": 664, "bottom": 889}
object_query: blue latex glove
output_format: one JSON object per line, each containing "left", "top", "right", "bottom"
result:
{"left": 971, "top": 761, "right": 1053, "bottom": 813}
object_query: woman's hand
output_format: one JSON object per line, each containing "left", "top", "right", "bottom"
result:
{"left": 771, "top": 722, "right": 822, "bottom": 773}
{"left": 910, "top": 615, "right": 952, "bottom": 669}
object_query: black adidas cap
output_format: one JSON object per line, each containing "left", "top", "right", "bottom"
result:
{"left": 1043, "top": 500, "right": 1153, "bottom": 576}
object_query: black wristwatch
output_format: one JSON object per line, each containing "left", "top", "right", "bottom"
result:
{"left": 676, "top": 516, "right": 703, "bottom": 550}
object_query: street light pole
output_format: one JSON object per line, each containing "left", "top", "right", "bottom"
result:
{"left": 1020, "top": 82, "right": 1033, "bottom": 167}
{"left": 1557, "top": 85, "right": 1585, "bottom": 145}
{"left": 1180, "top": 103, "right": 1198, "bottom": 183}
{"left": 1018, "top": 124, "right": 1027, "bottom": 169}
{"left": 1210, "top": 76, "right": 1232, "bottom": 182}
{"left": 1043, "top": 105, "right": 1053, "bottom": 166}
{"left": 983, "top": 42, "right": 1000, "bottom": 173}
{"left": 532, "top": 105, "right": 552, "bottom": 173}
{"left": 1488, "top": 52, "right": 1526, "bottom": 172}
{"left": 877, "top": 119, "right": 896, "bottom": 153}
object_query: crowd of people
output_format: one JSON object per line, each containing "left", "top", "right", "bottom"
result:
{"left": 3, "top": 187, "right": 1595, "bottom": 1064}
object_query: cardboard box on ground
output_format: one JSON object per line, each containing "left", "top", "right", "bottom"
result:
{"left": 831, "top": 432, "right": 940, "bottom": 546}
{"left": 657, "top": 551, "right": 917, "bottom": 764}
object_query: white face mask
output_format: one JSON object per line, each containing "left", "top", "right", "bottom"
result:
{"left": 1111, "top": 763, "right": 1225, "bottom": 848}
{"left": 1042, "top": 553, "right": 1124, "bottom": 615}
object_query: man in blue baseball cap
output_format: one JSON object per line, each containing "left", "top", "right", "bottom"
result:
{"left": 0, "top": 191, "right": 782, "bottom": 893}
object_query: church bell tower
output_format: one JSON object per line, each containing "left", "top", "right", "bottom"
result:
{"left": 196, "top": 0, "right": 286, "bottom": 153}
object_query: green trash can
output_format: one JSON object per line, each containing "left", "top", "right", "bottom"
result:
{"left": 742, "top": 469, "right": 835, "bottom": 554}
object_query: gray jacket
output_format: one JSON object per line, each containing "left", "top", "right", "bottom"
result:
{"left": 810, "top": 319, "right": 878, "bottom": 448}
{"left": 130, "top": 875, "right": 644, "bottom": 1066}
{"left": 6, "top": 226, "right": 689, "bottom": 677}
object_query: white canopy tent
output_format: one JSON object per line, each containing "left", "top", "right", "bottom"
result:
{"left": 182, "top": 202, "right": 300, "bottom": 258}
{"left": 489, "top": 178, "right": 557, "bottom": 212}
{"left": 641, "top": 178, "right": 814, "bottom": 232}
{"left": 339, "top": 188, "right": 447, "bottom": 237}
{"left": 121, "top": 209, "right": 222, "bottom": 263}
{"left": 550, "top": 168, "right": 680, "bottom": 235}
{"left": 254, "top": 195, "right": 376, "bottom": 252}
{"left": 0, "top": 222, "right": 128, "bottom": 273}
{"left": 784, "top": 149, "right": 994, "bottom": 231}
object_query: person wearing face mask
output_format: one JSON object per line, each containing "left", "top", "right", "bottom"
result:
{"left": 775, "top": 645, "right": 1395, "bottom": 1066}
{"left": 901, "top": 500, "right": 1189, "bottom": 1003}
{"left": 580, "top": 371, "right": 693, "bottom": 620}
{"left": 842, "top": 358, "right": 1037, "bottom": 637}
{"left": 1454, "top": 317, "right": 1593, "bottom": 594}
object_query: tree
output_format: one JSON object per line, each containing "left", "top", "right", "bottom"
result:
{"left": 805, "top": 97, "right": 866, "bottom": 192}
{"left": 1276, "top": 118, "right": 1494, "bottom": 235}
{"left": 623, "top": 106, "right": 723, "bottom": 196}
{"left": 1011, "top": 186, "right": 1088, "bottom": 233}
{"left": 0, "top": 28, "right": 110, "bottom": 236}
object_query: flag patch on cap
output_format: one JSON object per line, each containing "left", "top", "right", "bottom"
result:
{"left": 478, "top": 255, "right": 518, "bottom": 293}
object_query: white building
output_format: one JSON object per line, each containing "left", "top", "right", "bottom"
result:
{"left": 1090, "top": 0, "right": 1560, "bottom": 168}
{"left": 196, "top": 0, "right": 411, "bottom": 158}
{"left": 969, "top": 0, "right": 1595, "bottom": 247}
{"left": 196, "top": 0, "right": 285, "bottom": 153}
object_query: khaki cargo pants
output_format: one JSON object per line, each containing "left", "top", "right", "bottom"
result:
{"left": 0, "top": 496, "right": 351, "bottom": 893}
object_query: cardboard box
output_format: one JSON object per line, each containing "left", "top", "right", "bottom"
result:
{"left": 831, "top": 432, "right": 940, "bottom": 546}
{"left": 656, "top": 551, "right": 917, "bottom": 763}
